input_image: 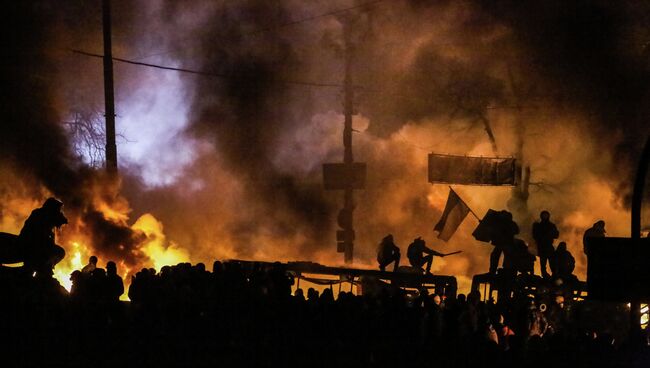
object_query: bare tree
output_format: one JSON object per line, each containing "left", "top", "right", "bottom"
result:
{"left": 65, "top": 110, "right": 106, "bottom": 168}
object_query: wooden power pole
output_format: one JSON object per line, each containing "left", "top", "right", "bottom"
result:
{"left": 102, "top": 0, "right": 118, "bottom": 173}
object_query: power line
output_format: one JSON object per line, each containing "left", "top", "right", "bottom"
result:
{"left": 71, "top": 49, "right": 346, "bottom": 88}
{"left": 247, "top": 0, "right": 387, "bottom": 36}
{"left": 71, "top": 49, "right": 538, "bottom": 101}
{"left": 134, "top": 0, "right": 389, "bottom": 61}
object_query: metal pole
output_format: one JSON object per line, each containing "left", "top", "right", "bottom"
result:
{"left": 342, "top": 21, "right": 355, "bottom": 264}
{"left": 102, "top": 0, "right": 118, "bottom": 173}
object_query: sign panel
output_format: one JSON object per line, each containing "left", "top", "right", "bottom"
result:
{"left": 323, "top": 163, "right": 366, "bottom": 190}
{"left": 428, "top": 154, "right": 516, "bottom": 185}
{"left": 587, "top": 237, "right": 650, "bottom": 302}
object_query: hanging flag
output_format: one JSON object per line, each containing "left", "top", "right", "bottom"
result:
{"left": 434, "top": 188, "right": 472, "bottom": 241}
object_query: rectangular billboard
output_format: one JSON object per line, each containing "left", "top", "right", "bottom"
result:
{"left": 428, "top": 153, "right": 517, "bottom": 185}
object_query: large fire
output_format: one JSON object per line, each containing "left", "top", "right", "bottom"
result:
{"left": 50, "top": 212, "right": 191, "bottom": 299}
{"left": 50, "top": 212, "right": 190, "bottom": 299}
{"left": 0, "top": 0, "right": 647, "bottom": 302}
{"left": 0, "top": 181, "right": 192, "bottom": 300}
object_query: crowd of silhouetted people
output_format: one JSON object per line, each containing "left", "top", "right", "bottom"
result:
{"left": 1, "top": 257, "right": 649, "bottom": 367}
{"left": 2, "top": 198, "right": 649, "bottom": 366}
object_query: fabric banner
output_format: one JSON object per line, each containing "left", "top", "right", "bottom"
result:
{"left": 434, "top": 189, "right": 471, "bottom": 241}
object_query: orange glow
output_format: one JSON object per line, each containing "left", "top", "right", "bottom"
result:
{"left": 53, "top": 241, "right": 89, "bottom": 292}
{"left": 0, "top": 104, "right": 641, "bottom": 299}
{"left": 132, "top": 213, "right": 190, "bottom": 271}
{"left": 0, "top": 173, "right": 194, "bottom": 299}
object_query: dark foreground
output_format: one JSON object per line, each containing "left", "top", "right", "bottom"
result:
{"left": 1, "top": 262, "right": 650, "bottom": 368}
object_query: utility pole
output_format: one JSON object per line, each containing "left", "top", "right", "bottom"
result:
{"left": 342, "top": 21, "right": 355, "bottom": 264}
{"left": 323, "top": 17, "right": 366, "bottom": 265}
{"left": 102, "top": 0, "right": 118, "bottom": 173}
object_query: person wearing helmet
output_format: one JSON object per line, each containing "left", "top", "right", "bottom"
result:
{"left": 489, "top": 210, "right": 520, "bottom": 274}
{"left": 583, "top": 220, "right": 606, "bottom": 256}
{"left": 377, "top": 234, "right": 401, "bottom": 272}
{"left": 551, "top": 241, "right": 576, "bottom": 281}
{"left": 407, "top": 237, "right": 449, "bottom": 274}
{"left": 532, "top": 210, "right": 559, "bottom": 279}
{"left": 19, "top": 197, "right": 67, "bottom": 277}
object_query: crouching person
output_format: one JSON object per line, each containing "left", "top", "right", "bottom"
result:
{"left": 19, "top": 197, "right": 67, "bottom": 277}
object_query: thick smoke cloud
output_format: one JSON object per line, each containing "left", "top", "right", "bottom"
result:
{"left": 143, "top": 0, "right": 650, "bottom": 276}
{"left": 477, "top": 0, "right": 650, "bottom": 200}
{"left": 169, "top": 1, "right": 336, "bottom": 256}
{"left": 1, "top": 2, "right": 80, "bottom": 199}
{"left": 0, "top": 1, "right": 148, "bottom": 268}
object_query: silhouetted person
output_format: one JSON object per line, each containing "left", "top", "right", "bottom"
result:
{"left": 407, "top": 237, "right": 447, "bottom": 274}
{"left": 546, "top": 294, "right": 568, "bottom": 335}
{"left": 294, "top": 288, "right": 305, "bottom": 302}
{"left": 268, "top": 262, "right": 293, "bottom": 298}
{"left": 69, "top": 269, "right": 85, "bottom": 299}
{"left": 128, "top": 268, "right": 151, "bottom": 303}
{"left": 508, "top": 238, "right": 535, "bottom": 275}
{"left": 88, "top": 267, "right": 107, "bottom": 302}
{"left": 212, "top": 260, "right": 223, "bottom": 274}
{"left": 532, "top": 210, "right": 559, "bottom": 278}
{"left": 494, "top": 314, "right": 515, "bottom": 351}
{"left": 489, "top": 211, "right": 519, "bottom": 274}
{"left": 526, "top": 299, "right": 548, "bottom": 338}
{"left": 550, "top": 242, "right": 575, "bottom": 281}
{"left": 320, "top": 288, "right": 334, "bottom": 304}
{"left": 106, "top": 261, "right": 124, "bottom": 302}
{"left": 19, "top": 197, "right": 67, "bottom": 277}
{"left": 377, "top": 234, "right": 401, "bottom": 272}
{"left": 82, "top": 255, "right": 98, "bottom": 274}
{"left": 583, "top": 220, "right": 606, "bottom": 255}
{"left": 306, "top": 287, "right": 319, "bottom": 308}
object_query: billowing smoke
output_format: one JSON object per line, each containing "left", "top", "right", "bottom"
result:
{"left": 2, "top": 1, "right": 650, "bottom": 293}
{"left": 140, "top": 0, "right": 649, "bottom": 282}
{"left": 0, "top": 1, "right": 149, "bottom": 269}
{"left": 479, "top": 1, "right": 650, "bottom": 200}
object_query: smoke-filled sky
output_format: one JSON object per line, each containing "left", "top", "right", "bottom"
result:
{"left": 1, "top": 0, "right": 650, "bottom": 291}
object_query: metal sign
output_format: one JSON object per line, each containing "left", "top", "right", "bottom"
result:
{"left": 428, "top": 153, "right": 517, "bottom": 186}
{"left": 323, "top": 163, "right": 366, "bottom": 190}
